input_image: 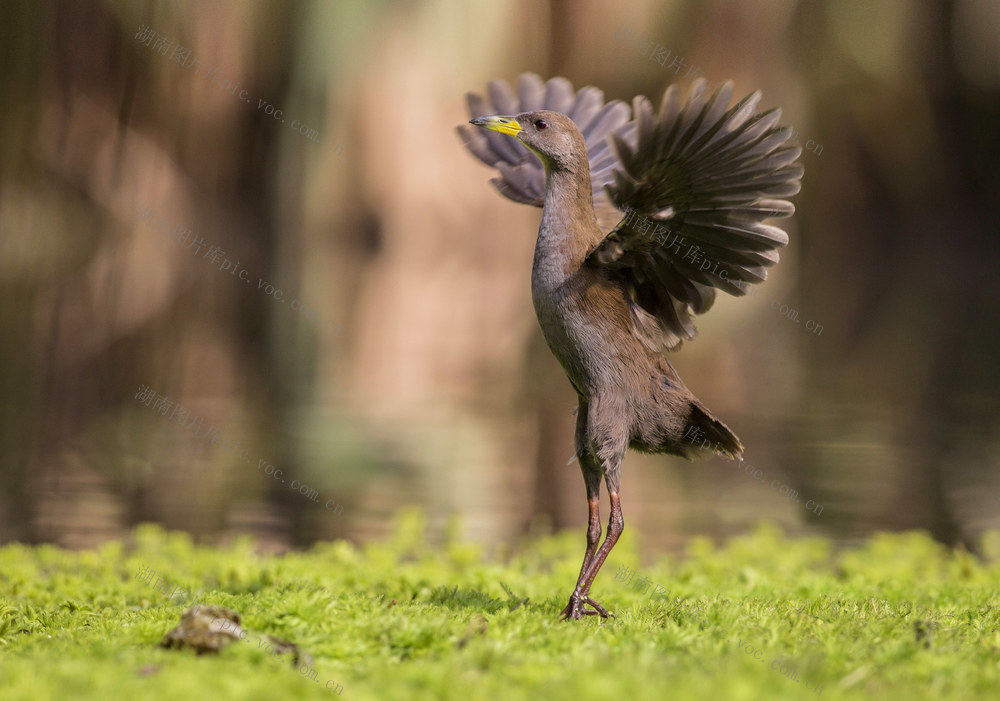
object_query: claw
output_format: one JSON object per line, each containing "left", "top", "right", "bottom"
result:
{"left": 560, "top": 594, "right": 614, "bottom": 620}
{"left": 584, "top": 597, "right": 614, "bottom": 619}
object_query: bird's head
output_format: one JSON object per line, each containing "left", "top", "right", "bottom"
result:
{"left": 470, "top": 110, "right": 587, "bottom": 174}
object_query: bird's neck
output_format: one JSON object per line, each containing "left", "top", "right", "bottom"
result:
{"left": 533, "top": 166, "right": 602, "bottom": 284}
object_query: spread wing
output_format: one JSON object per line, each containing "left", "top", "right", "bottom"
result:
{"left": 590, "top": 79, "right": 803, "bottom": 351}
{"left": 456, "top": 73, "right": 634, "bottom": 231}
{"left": 458, "top": 75, "right": 802, "bottom": 352}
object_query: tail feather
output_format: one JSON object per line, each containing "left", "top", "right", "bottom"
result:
{"left": 682, "top": 403, "right": 743, "bottom": 460}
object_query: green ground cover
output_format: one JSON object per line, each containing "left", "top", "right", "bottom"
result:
{"left": 2, "top": 515, "right": 999, "bottom": 700}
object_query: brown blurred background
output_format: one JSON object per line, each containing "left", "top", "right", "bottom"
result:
{"left": 1, "top": 0, "right": 998, "bottom": 555}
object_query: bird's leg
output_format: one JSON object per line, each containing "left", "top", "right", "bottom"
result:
{"left": 570, "top": 429, "right": 604, "bottom": 585}
{"left": 560, "top": 404, "right": 607, "bottom": 620}
{"left": 576, "top": 490, "right": 623, "bottom": 603}
{"left": 561, "top": 490, "right": 623, "bottom": 620}
{"left": 561, "top": 412, "right": 624, "bottom": 620}
{"left": 577, "top": 495, "right": 602, "bottom": 585}
{"left": 559, "top": 489, "right": 601, "bottom": 620}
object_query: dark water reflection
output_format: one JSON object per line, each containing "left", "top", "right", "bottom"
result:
{"left": 12, "top": 395, "right": 1000, "bottom": 557}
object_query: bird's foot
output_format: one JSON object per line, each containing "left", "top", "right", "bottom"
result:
{"left": 559, "top": 594, "right": 614, "bottom": 620}
{"left": 583, "top": 597, "right": 614, "bottom": 618}
{"left": 559, "top": 596, "right": 582, "bottom": 620}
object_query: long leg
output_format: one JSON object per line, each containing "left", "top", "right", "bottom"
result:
{"left": 577, "top": 487, "right": 623, "bottom": 601}
{"left": 559, "top": 402, "right": 603, "bottom": 619}
{"left": 562, "top": 490, "right": 623, "bottom": 619}
{"left": 561, "top": 402, "right": 627, "bottom": 620}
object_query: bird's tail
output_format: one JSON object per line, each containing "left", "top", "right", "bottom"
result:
{"left": 681, "top": 402, "right": 744, "bottom": 461}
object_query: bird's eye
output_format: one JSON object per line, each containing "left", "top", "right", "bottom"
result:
{"left": 534, "top": 120, "right": 548, "bottom": 130}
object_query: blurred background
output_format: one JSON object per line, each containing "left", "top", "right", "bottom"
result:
{"left": 1, "top": 0, "right": 998, "bottom": 556}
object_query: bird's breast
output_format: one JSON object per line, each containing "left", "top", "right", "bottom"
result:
{"left": 530, "top": 266, "right": 644, "bottom": 398}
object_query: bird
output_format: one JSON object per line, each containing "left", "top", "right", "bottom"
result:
{"left": 457, "top": 74, "right": 802, "bottom": 620}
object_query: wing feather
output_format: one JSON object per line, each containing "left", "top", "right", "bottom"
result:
{"left": 458, "top": 75, "right": 802, "bottom": 352}
{"left": 588, "top": 79, "right": 802, "bottom": 350}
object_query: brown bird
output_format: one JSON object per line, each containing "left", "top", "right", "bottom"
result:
{"left": 457, "top": 74, "right": 802, "bottom": 619}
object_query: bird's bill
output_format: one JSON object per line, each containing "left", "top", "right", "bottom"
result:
{"left": 469, "top": 115, "right": 522, "bottom": 137}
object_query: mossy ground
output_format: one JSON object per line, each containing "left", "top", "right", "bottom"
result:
{"left": 2, "top": 515, "right": 999, "bottom": 700}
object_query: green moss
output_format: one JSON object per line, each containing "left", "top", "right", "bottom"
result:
{"left": 1, "top": 520, "right": 999, "bottom": 700}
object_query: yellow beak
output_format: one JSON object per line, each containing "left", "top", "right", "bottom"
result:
{"left": 470, "top": 115, "right": 523, "bottom": 137}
